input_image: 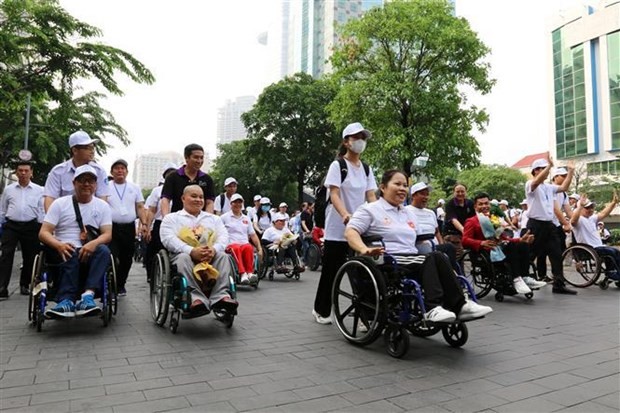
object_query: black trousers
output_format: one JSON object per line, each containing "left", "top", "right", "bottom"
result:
{"left": 314, "top": 240, "right": 349, "bottom": 318}
{"left": 0, "top": 220, "right": 41, "bottom": 290}
{"left": 145, "top": 220, "right": 163, "bottom": 281}
{"left": 527, "top": 218, "right": 565, "bottom": 286}
{"left": 403, "top": 251, "right": 466, "bottom": 314}
{"left": 110, "top": 222, "right": 136, "bottom": 290}
{"left": 502, "top": 242, "right": 531, "bottom": 278}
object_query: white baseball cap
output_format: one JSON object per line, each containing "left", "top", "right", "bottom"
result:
{"left": 69, "top": 130, "right": 98, "bottom": 148}
{"left": 230, "top": 193, "right": 243, "bottom": 203}
{"left": 568, "top": 193, "right": 581, "bottom": 201}
{"left": 438, "top": 199, "right": 445, "bottom": 204}
{"left": 273, "top": 213, "right": 288, "bottom": 221}
{"left": 531, "top": 158, "right": 549, "bottom": 171}
{"left": 551, "top": 167, "right": 568, "bottom": 178}
{"left": 73, "top": 164, "right": 98, "bottom": 181}
{"left": 224, "top": 177, "right": 237, "bottom": 187}
{"left": 410, "top": 182, "right": 431, "bottom": 195}
{"left": 499, "top": 199, "right": 509, "bottom": 206}
{"left": 253, "top": 194, "right": 262, "bottom": 201}
{"left": 260, "top": 197, "right": 271, "bottom": 205}
{"left": 342, "top": 122, "right": 371, "bottom": 139}
{"left": 279, "top": 202, "right": 288, "bottom": 208}
{"left": 520, "top": 199, "right": 528, "bottom": 205}
{"left": 162, "top": 162, "right": 177, "bottom": 177}
{"left": 490, "top": 199, "right": 499, "bottom": 206}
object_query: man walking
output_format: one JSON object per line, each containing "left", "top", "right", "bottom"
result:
{"left": 214, "top": 177, "right": 238, "bottom": 216}
{"left": 107, "top": 159, "right": 146, "bottom": 296}
{"left": 0, "top": 161, "right": 44, "bottom": 298}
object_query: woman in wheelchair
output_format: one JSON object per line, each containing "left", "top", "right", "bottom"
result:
{"left": 262, "top": 213, "right": 305, "bottom": 274}
{"left": 345, "top": 170, "right": 492, "bottom": 323}
{"left": 220, "top": 193, "right": 263, "bottom": 284}
{"left": 38, "top": 165, "right": 113, "bottom": 318}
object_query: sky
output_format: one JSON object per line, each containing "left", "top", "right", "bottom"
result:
{"left": 58, "top": 0, "right": 589, "bottom": 175}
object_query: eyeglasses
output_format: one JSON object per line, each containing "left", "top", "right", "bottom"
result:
{"left": 76, "top": 176, "right": 97, "bottom": 184}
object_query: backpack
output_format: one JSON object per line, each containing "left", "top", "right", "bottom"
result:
{"left": 313, "top": 158, "right": 370, "bottom": 228}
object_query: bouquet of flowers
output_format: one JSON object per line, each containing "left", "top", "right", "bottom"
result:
{"left": 280, "top": 232, "right": 299, "bottom": 248}
{"left": 477, "top": 213, "right": 506, "bottom": 262}
{"left": 178, "top": 226, "right": 219, "bottom": 295}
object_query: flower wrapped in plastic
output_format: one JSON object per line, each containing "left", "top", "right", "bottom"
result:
{"left": 177, "top": 226, "right": 219, "bottom": 295}
{"left": 477, "top": 213, "right": 506, "bottom": 262}
{"left": 280, "top": 232, "right": 299, "bottom": 248}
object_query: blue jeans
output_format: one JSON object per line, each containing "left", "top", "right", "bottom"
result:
{"left": 55, "top": 244, "right": 111, "bottom": 302}
{"left": 301, "top": 234, "right": 311, "bottom": 263}
{"left": 595, "top": 246, "right": 620, "bottom": 274}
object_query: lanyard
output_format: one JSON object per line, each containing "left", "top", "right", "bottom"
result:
{"left": 114, "top": 183, "right": 127, "bottom": 201}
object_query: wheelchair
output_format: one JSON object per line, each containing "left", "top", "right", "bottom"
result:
{"left": 561, "top": 243, "right": 620, "bottom": 290}
{"left": 306, "top": 240, "right": 323, "bottom": 271}
{"left": 331, "top": 244, "right": 483, "bottom": 358}
{"left": 226, "top": 246, "right": 260, "bottom": 289}
{"left": 28, "top": 248, "right": 117, "bottom": 332}
{"left": 149, "top": 249, "right": 237, "bottom": 333}
{"left": 258, "top": 240, "right": 303, "bottom": 281}
{"left": 460, "top": 250, "right": 537, "bottom": 302}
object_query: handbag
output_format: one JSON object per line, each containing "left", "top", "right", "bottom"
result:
{"left": 72, "top": 196, "right": 101, "bottom": 242}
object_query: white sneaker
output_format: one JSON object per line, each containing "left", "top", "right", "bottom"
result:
{"left": 458, "top": 301, "right": 493, "bottom": 321}
{"left": 424, "top": 306, "right": 456, "bottom": 323}
{"left": 240, "top": 273, "right": 250, "bottom": 285}
{"left": 513, "top": 277, "right": 532, "bottom": 294}
{"left": 248, "top": 273, "right": 258, "bottom": 283}
{"left": 523, "top": 276, "right": 547, "bottom": 290}
{"left": 312, "top": 309, "right": 332, "bottom": 325}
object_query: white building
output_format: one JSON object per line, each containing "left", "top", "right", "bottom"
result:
{"left": 548, "top": 0, "right": 620, "bottom": 179}
{"left": 132, "top": 151, "right": 184, "bottom": 190}
{"left": 216, "top": 95, "right": 256, "bottom": 148}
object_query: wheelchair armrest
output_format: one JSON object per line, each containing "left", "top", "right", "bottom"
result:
{"left": 361, "top": 235, "right": 383, "bottom": 245}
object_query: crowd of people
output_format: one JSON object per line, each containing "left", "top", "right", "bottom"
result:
{"left": 0, "top": 124, "right": 618, "bottom": 326}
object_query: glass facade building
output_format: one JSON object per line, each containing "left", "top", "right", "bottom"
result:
{"left": 550, "top": 0, "right": 620, "bottom": 177}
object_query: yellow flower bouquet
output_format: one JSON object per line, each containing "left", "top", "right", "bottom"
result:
{"left": 177, "top": 226, "right": 219, "bottom": 296}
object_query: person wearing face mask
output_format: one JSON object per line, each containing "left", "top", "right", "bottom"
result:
{"left": 312, "top": 122, "right": 378, "bottom": 325}
{"left": 253, "top": 197, "right": 273, "bottom": 237}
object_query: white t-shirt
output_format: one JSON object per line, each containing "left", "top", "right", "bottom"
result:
{"left": 572, "top": 215, "right": 602, "bottom": 247}
{"left": 407, "top": 205, "right": 438, "bottom": 253}
{"left": 324, "top": 159, "right": 377, "bottom": 242}
{"left": 436, "top": 206, "right": 445, "bottom": 221}
{"left": 348, "top": 198, "right": 419, "bottom": 255}
{"left": 108, "top": 181, "right": 144, "bottom": 224}
{"left": 519, "top": 209, "right": 529, "bottom": 230}
{"left": 262, "top": 225, "right": 292, "bottom": 244}
{"left": 525, "top": 181, "right": 559, "bottom": 222}
{"left": 221, "top": 211, "right": 255, "bottom": 244}
{"left": 254, "top": 212, "right": 272, "bottom": 232}
{"left": 44, "top": 196, "right": 112, "bottom": 247}
{"left": 551, "top": 192, "right": 568, "bottom": 226}
{"left": 214, "top": 193, "right": 232, "bottom": 215}
{"left": 43, "top": 160, "right": 111, "bottom": 199}
{"left": 145, "top": 185, "right": 164, "bottom": 226}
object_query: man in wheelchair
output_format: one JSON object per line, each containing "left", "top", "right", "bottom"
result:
{"left": 160, "top": 185, "right": 238, "bottom": 318}
{"left": 570, "top": 193, "right": 620, "bottom": 273}
{"left": 345, "top": 170, "right": 492, "bottom": 323}
{"left": 462, "top": 193, "right": 547, "bottom": 294}
{"left": 262, "top": 213, "right": 305, "bottom": 274}
{"left": 38, "top": 165, "right": 112, "bottom": 318}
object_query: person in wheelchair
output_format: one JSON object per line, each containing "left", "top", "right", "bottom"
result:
{"left": 345, "top": 170, "right": 493, "bottom": 323}
{"left": 570, "top": 193, "right": 620, "bottom": 271}
{"left": 462, "top": 193, "right": 547, "bottom": 294}
{"left": 262, "top": 213, "right": 305, "bottom": 274}
{"left": 39, "top": 165, "right": 112, "bottom": 318}
{"left": 220, "top": 193, "right": 263, "bottom": 284}
{"left": 160, "top": 185, "right": 238, "bottom": 318}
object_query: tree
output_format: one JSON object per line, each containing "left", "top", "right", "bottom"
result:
{"left": 328, "top": 0, "right": 494, "bottom": 178}
{"left": 241, "top": 73, "right": 340, "bottom": 204}
{"left": 457, "top": 164, "right": 527, "bottom": 206}
{"left": 0, "top": 0, "right": 155, "bottom": 182}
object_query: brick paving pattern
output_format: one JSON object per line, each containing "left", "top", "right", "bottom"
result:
{"left": 1, "top": 257, "right": 618, "bottom": 412}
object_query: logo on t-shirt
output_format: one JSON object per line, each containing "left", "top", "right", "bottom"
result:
{"left": 407, "top": 220, "right": 416, "bottom": 229}
{"left": 383, "top": 217, "right": 392, "bottom": 226}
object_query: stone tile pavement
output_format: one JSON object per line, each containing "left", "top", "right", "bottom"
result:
{"left": 1, "top": 257, "right": 618, "bottom": 412}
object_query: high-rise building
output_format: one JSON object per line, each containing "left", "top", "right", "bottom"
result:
{"left": 549, "top": 0, "right": 620, "bottom": 178}
{"left": 132, "top": 151, "right": 184, "bottom": 190}
{"left": 286, "top": 0, "right": 384, "bottom": 79}
{"left": 216, "top": 95, "right": 257, "bottom": 149}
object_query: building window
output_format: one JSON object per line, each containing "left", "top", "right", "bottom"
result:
{"left": 587, "top": 159, "right": 620, "bottom": 176}
{"left": 608, "top": 31, "right": 620, "bottom": 149}
{"left": 553, "top": 28, "right": 588, "bottom": 159}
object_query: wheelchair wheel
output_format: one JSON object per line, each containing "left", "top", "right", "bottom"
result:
{"left": 28, "top": 252, "right": 43, "bottom": 322}
{"left": 102, "top": 272, "right": 114, "bottom": 327}
{"left": 460, "top": 251, "right": 492, "bottom": 299}
{"left": 442, "top": 323, "right": 468, "bottom": 348}
{"left": 408, "top": 322, "right": 441, "bottom": 338}
{"left": 150, "top": 250, "right": 170, "bottom": 326}
{"left": 332, "top": 257, "right": 387, "bottom": 346}
{"left": 384, "top": 325, "right": 410, "bottom": 358}
{"left": 109, "top": 255, "right": 118, "bottom": 315}
{"left": 307, "top": 244, "right": 321, "bottom": 271}
{"left": 562, "top": 244, "right": 601, "bottom": 288}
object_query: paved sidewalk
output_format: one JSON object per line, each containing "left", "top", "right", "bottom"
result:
{"left": 1, "top": 258, "right": 619, "bottom": 412}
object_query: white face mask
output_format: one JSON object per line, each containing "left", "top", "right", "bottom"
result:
{"left": 349, "top": 139, "right": 367, "bottom": 154}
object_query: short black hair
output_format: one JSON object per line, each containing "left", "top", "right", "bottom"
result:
{"left": 15, "top": 160, "right": 33, "bottom": 169}
{"left": 473, "top": 192, "right": 490, "bottom": 204}
{"left": 184, "top": 143, "right": 204, "bottom": 158}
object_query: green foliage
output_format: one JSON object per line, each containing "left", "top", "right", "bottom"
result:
{"left": 241, "top": 73, "right": 340, "bottom": 204}
{"left": 327, "top": 0, "right": 494, "bottom": 177}
{"left": 0, "top": 0, "right": 155, "bottom": 183}
{"left": 457, "top": 164, "right": 527, "bottom": 206}
{"left": 608, "top": 228, "right": 620, "bottom": 246}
